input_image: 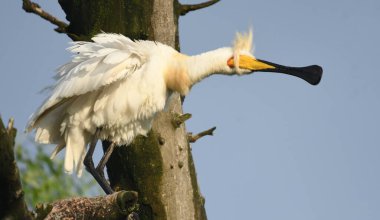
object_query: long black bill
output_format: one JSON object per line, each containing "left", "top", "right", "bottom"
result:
{"left": 258, "top": 59, "right": 323, "bottom": 85}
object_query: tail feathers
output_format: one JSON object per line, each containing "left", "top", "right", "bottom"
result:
{"left": 50, "top": 143, "right": 65, "bottom": 159}
{"left": 64, "top": 140, "right": 74, "bottom": 174}
{"left": 64, "top": 127, "right": 89, "bottom": 177}
{"left": 30, "top": 99, "right": 73, "bottom": 144}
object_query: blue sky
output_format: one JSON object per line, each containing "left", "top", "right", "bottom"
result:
{"left": 1, "top": 0, "right": 380, "bottom": 219}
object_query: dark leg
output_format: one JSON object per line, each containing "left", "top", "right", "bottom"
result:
{"left": 96, "top": 142, "right": 116, "bottom": 179}
{"left": 83, "top": 129, "right": 114, "bottom": 194}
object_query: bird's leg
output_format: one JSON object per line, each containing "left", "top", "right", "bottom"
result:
{"left": 96, "top": 142, "right": 116, "bottom": 179}
{"left": 83, "top": 129, "right": 114, "bottom": 194}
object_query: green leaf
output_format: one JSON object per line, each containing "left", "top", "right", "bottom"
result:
{"left": 16, "top": 144, "right": 101, "bottom": 207}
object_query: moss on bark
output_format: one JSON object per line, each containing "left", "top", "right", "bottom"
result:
{"left": 103, "top": 131, "right": 166, "bottom": 219}
{"left": 59, "top": 0, "right": 154, "bottom": 41}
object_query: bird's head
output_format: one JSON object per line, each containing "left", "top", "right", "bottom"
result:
{"left": 225, "top": 29, "right": 323, "bottom": 85}
{"left": 226, "top": 29, "right": 262, "bottom": 74}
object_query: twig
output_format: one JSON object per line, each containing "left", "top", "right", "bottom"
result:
{"left": 22, "top": 0, "right": 68, "bottom": 33}
{"left": 180, "top": 0, "right": 220, "bottom": 16}
{"left": 188, "top": 126, "right": 216, "bottom": 143}
{"left": 172, "top": 113, "right": 192, "bottom": 128}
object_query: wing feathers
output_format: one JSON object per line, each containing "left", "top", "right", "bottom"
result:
{"left": 55, "top": 34, "right": 144, "bottom": 98}
{"left": 103, "top": 50, "right": 131, "bottom": 64}
{"left": 28, "top": 33, "right": 147, "bottom": 130}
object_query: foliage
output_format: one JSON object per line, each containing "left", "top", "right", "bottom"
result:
{"left": 15, "top": 144, "right": 100, "bottom": 208}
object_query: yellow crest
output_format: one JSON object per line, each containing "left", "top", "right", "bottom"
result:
{"left": 233, "top": 28, "right": 253, "bottom": 53}
{"left": 232, "top": 29, "right": 254, "bottom": 74}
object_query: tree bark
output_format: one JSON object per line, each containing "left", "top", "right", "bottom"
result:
{"left": 0, "top": 117, "right": 32, "bottom": 220}
{"left": 58, "top": 0, "right": 207, "bottom": 219}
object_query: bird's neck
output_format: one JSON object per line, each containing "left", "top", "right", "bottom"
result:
{"left": 186, "top": 47, "right": 232, "bottom": 85}
{"left": 164, "top": 48, "right": 232, "bottom": 96}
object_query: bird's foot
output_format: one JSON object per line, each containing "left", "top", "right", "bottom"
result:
{"left": 84, "top": 154, "right": 114, "bottom": 194}
{"left": 83, "top": 129, "right": 115, "bottom": 194}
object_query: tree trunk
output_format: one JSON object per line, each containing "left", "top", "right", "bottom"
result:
{"left": 0, "top": 117, "right": 32, "bottom": 220}
{"left": 58, "top": 0, "right": 206, "bottom": 219}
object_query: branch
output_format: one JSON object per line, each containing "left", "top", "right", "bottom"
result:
{"left": 188, "top": 127, "right": 216, "bottom": 143}
{"left": 38, "top": 191, "right": 139, "bottom": 220}
{"left": 180, "top": 0, "right": 220, "bottom": 16}
{"left": 22, "top": 0, "right": 68, "bottom": 33}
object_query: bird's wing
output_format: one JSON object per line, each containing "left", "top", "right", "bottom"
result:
{"left": 27, "top": 33, "right": 148, "bottom": 130}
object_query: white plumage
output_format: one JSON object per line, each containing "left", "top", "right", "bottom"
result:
{"left": 27, "top": 30, "right": 280, "bottom": 176}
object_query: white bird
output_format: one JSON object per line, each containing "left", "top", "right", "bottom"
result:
{"left": 26, "top": 30, "right": 322, "bottom": 194}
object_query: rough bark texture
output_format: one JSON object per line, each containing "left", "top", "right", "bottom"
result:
{"left": 58, "top": 0, "right": 206, "bottom": 219}
{"left": 39, "top": 191, "right": 138, "bottom": 220}
{"left": 0, "top": 117, "right": 32, "bottom": 220}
